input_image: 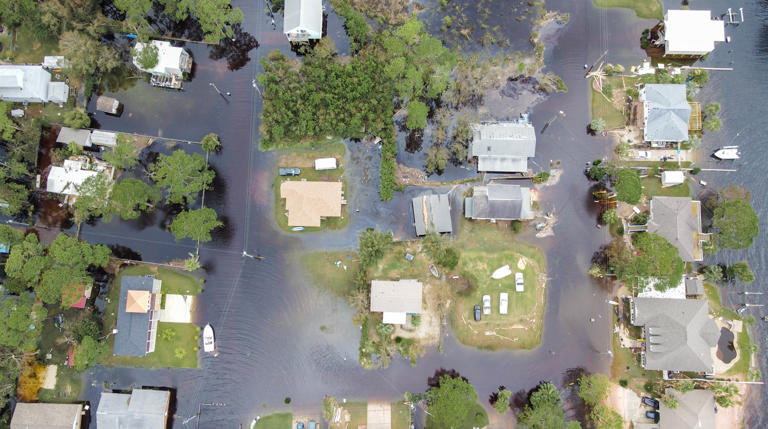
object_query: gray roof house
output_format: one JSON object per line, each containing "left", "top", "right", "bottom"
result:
{"left": 685, "top": 276, "right": 705, "bottom": 297}
{"left": 96, "top": 389, "right": 171, "bottom": 429}
{"left": 56, "top": 127, "right": 92, "bottom": 147}
{"left": 647, "top": 196, "right": 709, "bottom": 262}
{"left": 412, "top": 194, "right": 452, "bottom": 236}
{"left": 0, "top": 65, "right": 69, "bottom": 104}
{"left": 469, "top": 119, "right": 536, "bottom": 173}
{"left": 640, "top": 84, "right": 691, "bottom": 142}
{"left": 10, "top": 402, "right": 83, "bottom": 429}
{"left": 630, "top": 297, "right": 719, "bottom": 373}
{"left": 658, "top": 388, "right": 715, "bottom": 429}
{"left": 370, "top": 279, "right": 423, "bottom": 325}
{"left": 465, "top": 183, "right": 533, "bottom": 221}
{"left": 114, "top": 276, "right": 162, "bottom": 357}
{"left": 284, "top": 0, "right": 323, "bottom": 42}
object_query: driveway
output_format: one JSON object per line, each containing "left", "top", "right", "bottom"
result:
{"left": 158, "top": 294, "right": 195, "bottom": 323}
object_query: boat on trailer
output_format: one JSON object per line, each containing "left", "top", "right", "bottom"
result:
{"left": 203, "top": 323, "right": 218, "bottom": 356}
{"left": 713, "top": 146, "right": 740, "bottom": 160}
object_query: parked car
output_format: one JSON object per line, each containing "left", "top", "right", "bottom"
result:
{"left": 482, "top": 295, "right": 491, "bottom": 315}
{"left": 474, "top": 305, "right": 481, "bottom": 321}
{"left": 499, "top": 293, "right": 508, "bottom": 315}
{"left": 636, "top": 150, "right": 650, "bottom": 159}
{"left": 308, "top": 421, "right": 317, "bottom": 429}
{"left": 297, "top": 423, "right": 305, "bottom": 429}
{"left": 642, "top": 396, "right": 659, "bottom": 409}
{"left": 279, "top": 167, "right": 301, "bottom": 176}
{"left": 515, "top": 272, "right": 524, "bottom": 292}
{"left": 645, "top": 410, "right": 659, "bottom": 423}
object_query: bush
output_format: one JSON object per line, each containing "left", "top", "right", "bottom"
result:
{"left": 532, "top": 171, "right": 551, "bottom": 183}
{"left": 511, "top": 220, "right": 522, "bottom": 233}
{"left": 423, "top": 232, "right": 460, "bottom": 269}
{"left": 726, "top": 261, "right": 755, "bottom": 284}
{"left": 62, "top": 109, "right": 91, "bottom": 129}
{"left": 691, "top": 167, "right": 701, "bottom": 175}
{"left": 602, "top": 209, "right": 619, "bottom": 225}
{"left": 411, "top": 315, "right": 421, "bottom": 327}
{"left": 704, "top": 116, "right": 722, "bottom": 132}
{"left": 615, "top": 168, "right": 642, "bottom": 204}
{"left": 630, "top": 213, "right": 649, "bottom": 225}
{"left": 590, "top": 118, "right": 606, "bottom": 133}
{"left": 619, "top": 379, "right": 628, "bottom": 387}
{"left": 602, "top": 83, "right": 614, "bottom": 99}
{"left": 626, "top": 88, "right": 639, "bottom": 99}
{"left": 704, "top": 102, "right": 721, "bottom": 116}
{"left": 702, "top": 265, "right": 724, "bottom": 283}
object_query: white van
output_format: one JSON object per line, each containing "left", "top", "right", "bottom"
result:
{"left": 500, "top": 293, "right": 508, "bottom": 315}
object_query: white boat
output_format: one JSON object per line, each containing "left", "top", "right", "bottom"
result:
{"left": 713, "top": 146, "right": 740, "bottom": 160}
{"left": 203, "top": 324, "right": 217, "bottom": 355}
{"left": 491, "top": 265, "right": 512, "bottom": 280}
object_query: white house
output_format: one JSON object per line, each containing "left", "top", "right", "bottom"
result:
{"left": 46, "top": 159, "right": 100, "bottom": 196}
{"left": 0, "top": 65, "right": 69, "bottom": 103}
{"left": 284, "top": 0, "right": 323, "bottom": 42}
{"left": 661, "top": 170, "right": 685, "bottom": 187}
{"left": 132, "top": 40, "right": 192, "bottom": 78}
{"left": 370, "top": 279, "right": 423, "bottom": 325}
{"left": 659, "top": 10, "right": 725, "bottom": 57}
{"left": 314, "top": 157, "right": 337, "bottom": 171}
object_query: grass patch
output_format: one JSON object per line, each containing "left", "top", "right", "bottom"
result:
{"left": 641, "top": 168, "right": 690, "bottom": 198}
{"left": 391, "top": 401, "right": 411, "bottom": 429}
{"left": 617, "top": 160, "right": 693, "bottom": 169}
{"left": 704, "top": 283, "right": 740, "bottom": 320}
{"left": 592, "top": 0, "right": 663, "bottom": 20}
{"left": 116, "top": 264, "right": 204, "bottom": 295}
{"left": 37, "top": 366, "right": 82, "bottom": 403}
{"left": 104, "top": 322, "right": 199, "bottom": 368}
{"left": 0, "top": 25, "right": 60, "bottom": 64}
{"left": 252, "top": 413, "right": 293, "bottom": 429}
{"left": 610, "top": 320, "right": 660, "bottom": 394}
{"left": 300, "top": 250, "right": 361, "bottom": 297}
{"left": 726, "top": 328, "right": 753, "bottom": 377}
{"left": 591, "top": 87, "right": 625, "bottom": 130}
{"left": 330, "top": 402, "right": 367, "bottom": 429}
{"left": 273, "top": 141, "right": 349, "bottom": 232}
{"left": 426, "top": 402, "right": 487, "bottom": 429}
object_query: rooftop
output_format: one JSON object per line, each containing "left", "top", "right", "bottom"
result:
{"left": 663, "top": 10, "right": 725, "bottom": 56}
{"left": 659, "top": 388, "right": 715, "bottom": 429}
{"left": 96, "top": 389, "right": 170, "bottom": 429}
{"left": 114, "top": 276, "right": 161, "bottom": 356}
{"left": 56, "top": 127, "right": 92, "bottom": 147}
{"left": 284, "top": 0, "right": 323, "bottom": 40}
{"left": 642, "top": 84, "right": 691, "bottom": 142}
{"left": 412, "top": 193, "right": 452, "bottom": 236}
{"left": 370, "top": 280, "right": 423, "bottom": 314}
{"left": 133, "top": 40, "right": 191, "bottom": 77}
{"left": 11, "top": 402, "right": 83, "bottom": 429}
{"left": 465, "top": 183, "right": 533, "bottom": 220}
{"left": 280, "top": 181, "right": 343, "bottom": 227}
{"left": 470, "top": 120, "right": 536, "bottom": 173}
{"left": 45, "top": 159, "right": 100, "bottom": 196}
{"left": 0, "top": 65, "right": 68, "bottom": 103}
{"left": 647, "top": 196, "right": 707, "bottom": 262}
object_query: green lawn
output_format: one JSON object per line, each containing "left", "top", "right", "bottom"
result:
{"left": 300, "top": 251, "right": 361, "bottom": 297}
{"left": 704, "top": 283, "right": 740, "bottom": 320}
{"left": 391, "top": 401, "right": 411, "bottom": 429}
{"left": 37, "top": 366, "right": 83, "bottom": 403}
{"left": 0, "top": 25, "right": 60, "bottom": 64}
{"left": 104, "top": 322, "right": 200, "bottom": 368}
{"left": 591, "top": 87, "right": 626, "bottom": 130}
{"left": 370, "top": 242, "right": 431, "bottom": 282}
{"left": 116, "top": 264, "right": 204, "bottom": 294}
{"left": 592, "top": 0, "right": 663, "bottom": 20}
{"left": 641, "top": 174, "right": 690, "bottom": 198}
{"left": 253, "top": 413, "right": 293, "bottom": 429}
{"left": 618, "top": 160, "right": 693, "bottom": 169}
{"left": 726, "top": 328, "right": 753, "bottom": 377}
{"left": 273, "top": 141, "right": 349, "bottom": 232}
{"left": 426, "top": 402, "right": 488, "bottom": 429}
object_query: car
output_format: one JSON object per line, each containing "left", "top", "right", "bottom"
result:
{"left": 499, "top": 293, "right": 508, "bottom": 315}
{"left": 515, "top": 272, "right": 524, "bottom": 292}
{"left": 642, "top": 396, "right": 659, "bottom": 409}
{"left": 308, "top": 421, "right": 317, "bottom": 429}
{"left": 636, "top": 150, "right": 650, "bottom": 159}
{"left": 279, "top": 167, "right": 301, "bottom": 176}
{"left": 474, "top": 305, "right": 481, "bottom": 321}
{"left": 482, "top": 295, "right": 491, "bottom": 315}
{"left": 645, "top": 410, "right": 659, "bottom": 423}
{"left": 297, "top": 423, "right": 305, "bottom": 429}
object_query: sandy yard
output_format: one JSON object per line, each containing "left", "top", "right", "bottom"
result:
{"left": 42, "top": 365, "right": 57, "bottom": 390}
{"left": 394, "top": 282, "right": 443, "bottom": 346}
{"left": 605, "top": 383, "right": 640, "bottom": 429}
{"left": 158, "top": 294, "right": 196, "bottom": 323}
{"left": 715, "top": 384, "right": 747, "bottom": 429}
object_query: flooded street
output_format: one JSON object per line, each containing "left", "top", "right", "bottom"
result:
{"left": 58, "top": 0, "right": 768, "bottom": 427}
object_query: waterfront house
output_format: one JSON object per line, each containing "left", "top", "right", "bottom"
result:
{"left": 113, "top": 276, "right": 162, "bottom": 357}
{"left": 646, "top": 196, "right": 709, "bottom": 262}
{"left": 0, "top": 65, "right": 69, "bottom": 104}
{"left": 96, "top": 389, "right": 171, "bottom": 429}
{"left": 370, "top": 279, "right": 423, "bottom": 325}
{"left": 284, "top": 0, "right": 323, "bottom": 42}
{"left": 10, "top": 402, "right": 83, "bottom": 429}
{"left": 96, "top": 96, "right": 122, "bottom": 115}
{"left": 280, "top": 181, "right": 343, "bottom": 227}
{"left": 655, "top": 10, "right": 725, "bottom": 58}
{"left": 469, "top": 117, "right": 536, "bottom": 173}
{"left": 132, "top": 40, "right": 192, "bottom": 89}
{"left": 412, "top": 193, "right": 452, "bottom": 236}
{"left": 465, "top": 183, "right": 533, "bottom": 221}
{"left": 658, "top": 388, "right": 715, "bottom": 429}
{"left": 640, "top": 84, "right": 691, "bottom": 144}
{"left": 45, "top": 157, "right": 114, "bottom": 204}
{"left": 630, "top": 297, "right": 718, "bottom": 374}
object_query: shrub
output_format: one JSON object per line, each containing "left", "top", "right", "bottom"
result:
{"left": 411, "top": 315, "right": 421, "bottom": 327}
{"left": 702, "top": 265, "right": 723, "bottom": 283}
{"left": 630, "top": 213, "right": 649, "bottom": 225}
{"left": 691, "top": 167, "right": 701, "bottom": 175}
{"left": 626, "top": 88, "right": 639, "bottom": 98}
{"left": 619, "top": 379, "right": 628, "bottom": 387}
{"left": 602, "top": 209, "right": 619, "bottom": 225}
{"left": 704, "top": 116, "right": 722, "bottom": 132}
{"left": 590, "top": 118, "right": 606, "bottom": 133}
{"left": 533, "top": 171, "right": 551, "bottom": 183}
{"left": 511, "top": 220, "right": 522, "bottom": 233}
{"left": 704, "top": 102, "right": 721, "bottom": 116}
{"left": 602, "top": 83, "right": 614, "bottom": 99}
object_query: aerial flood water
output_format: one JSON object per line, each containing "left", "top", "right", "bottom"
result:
{"left": 55, "top": 0, "right": 768, "bottom": 427}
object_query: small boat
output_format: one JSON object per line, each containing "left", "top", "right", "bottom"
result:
{"left": 291, "top": 226, "right": 305, "bottom": 231}
{"left": 713, "top": 146, "right": 740, "bottom": 160}
{"left": 429, "top": 264, "right": 439, "bottom": 278}
{"left": 491, "top": 264, "right": 512, "bottom": 280}
{"left": 203, "top": 324, "right": 217, "bottom": 356}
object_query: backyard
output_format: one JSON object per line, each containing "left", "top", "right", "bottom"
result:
{"left": 591, "top": 76, "right": 634, "bottom": 130}
{"left": 273, "top": 141, "right": 349, "bottom": 232}
{"left": 0, "top": 26, "right": 60, "bottom": 63}
{"left": 252, "top": 413, "right": 293, "bottom": 429}
{"left": 641, "top": 168, "right": 691, "bottom": 198}
{"left": 592, "top": 0, "right": 663, "bottom": 20}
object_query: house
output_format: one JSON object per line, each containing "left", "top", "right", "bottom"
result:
{"left": 280, "top": 181, "right": 343, "bottom": 227}
{"left": 370, "top": 279, "right": 423, "bottom": 325}
{"left": 10, "top": 402, "right": 83, "bottom": 429}
{"left": 132, "top": 40, "right": 192, "bottom": 89}
{"left": 412, "top": 193, "right": 452, "bottom": 236}
{"left": 113, "top": 275, "right": 162, "bottom": 357}
{"left": 465, "top": 183, "right": 533, "bottom": 221}
{"left": 646, "top": 196, "right": 709, "bottom": 262}
{"left": 661, "top": 170, "right": 685, "bottom": 187}
{"left": 685, "top": 276, "right": 705, "bottom": 298}
{"left": 314, "top": 157, "right": 337, "bottom": 171}
{"left": 640, "top": 84, "right": 691, "bottom": 143}
{"left": 657, "top": 10, "right": 725, "bottom": 58}
{"left": 284, "top": 0, "right": 323, "bottom": 42}
{"left": 630, "top": 297, "right": 719, "bottom": 373}
{"left": 469, "top": 118, "right": 536, "bottom": 173}
{"left": 0, "top": 65, "right": 69, "bottom": 104}
{"left": 658, "top": 388, "right": 715, "bottom": 429}
{"left": 90, "top": 130, "right": 117, "bottom": 147}
{"left": 45, "top": 157, "right": 113, "bottom": 203}
{"left": 56, "top": 127, "right": 92, "bottom": 147}
{"left": 96, "top": 389, "right": 171, "bottom": 429}
{"left": 96, "top": 96, "right": 122, "bottom": 115}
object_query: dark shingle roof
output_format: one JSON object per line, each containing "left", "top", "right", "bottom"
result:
{"left": 647, "top": 197, "right": 703, "bottom": 262}
{"left": 113, "top": 276, "right": 154, "bottom": 356}
{"left": 465, "top": 183, "right": 532, "bottom": 220}
{"left": 659, "top": 388, "right": 715, "bottom": 429}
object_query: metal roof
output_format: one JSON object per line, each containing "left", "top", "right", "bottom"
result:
{"left": 465, "top": 183, "right": 532, "bottom": 220}
{"left": 647, "top": 197, "right": 704, "bottom": 262}
{"left": 659, "top": 388, "right": 715, "bottom": 429}
{"left": 642, "top": 84, "right": 691, "bottom": 142}
{"left": 685, "top": 277, "right": 704, "bottom": 296}
{"left": 470, "top": 121, "right": 536, "bottom": 172}
{"left": 664, "top": 10, "right": 725, "bottom": 56}
{"left": 56, "top": 127, "right": 92, "bottom": 147}
{"left": 0, "top": 65, "right": 53, "bottom": 103}
{"left": 284, "top": 0, "right": 323, "bottom": 40}
{"left": 632, "top": 297, "right": 718, "bottom": 372}
{"left": 114, "top": 276, "right": 157, "bottom": 356}
{"left": 90, "top": 130, "right": 117, "bottom": 147}
{"left": 11, "top": 403, "right": 83, "bottom": 429}
{"left": 370, "top": 280, "right": 423, "bottom": 314}
{"left": 96, "top": 389, "right": 170, "bottom": 429}
{"left": 412, "top": 193, "right": 452, "bottom": 235}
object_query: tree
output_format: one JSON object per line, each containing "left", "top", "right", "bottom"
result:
{"left": 113, "top": 0, "right": 153, "bottom": 36}
{"left": 702, "top": 265, "right": 723, "bottom": 283}
{"left": 517, "top": 382, "right": 565, "bottom": 429}
{"left": 578, "top": 374, "right": 610, "bottom": 406}
{"left": 201, "top": 133, "right": 222, "bottom": 153}
{"left": 606, "top": 233, "right": 684, "bottom": 291}
{"left": 73, "top": 336, "right": 105, "bottom": 371}
{"left": 163, "top": 0, "right": 244, "bottom": 43}
{"left": 424, "top": 145, "right": 450, "bottom": 175}
{"left": 110, "top": 178, "right": 161, "bottom": 220}
{"left": 169, "top": 208, "right": 223, "bottom": 242}
{"left": 0, "top": 294, "right": 41, "bottom": 351}
{"left": 427, "top": 375, "right": 488, "bottom": 429}
{"left": 72, "top": 172, "right": 114, "bottom": 224}
{"left": 0, "top": 182, "right": 30, "bottom": 217}
{"left": 5, "top": 234, "right": 51, "bottom": 286}
{"left": 704, "top": 116, "right": 722, "bottom": 132}
{"left": 0, "top": 101, "right": 18, "bottom": 141}
{"left": 59, "top": 31, "right": 120, "bottom": 77}
{"left": 61, "top": 108, "right": 91, "bottom": 129}
{"left": 590, "top": 403, "right": 623, "bottom": 429}
{"left": 602, "top": 210, "right": 619, "bottom": 225}
{"left": 73, "top": 317, "right": 101, "bottom": 343}
{"left": 493, "top": 389, "right": 511, "bottom": 414}
{"left": 0, "top": 0, "right": 38, "bottom": 28}
{"left": 184, "top": 256, "right": 201, "bottom": 272}
{"left": 712, "top": 198, "right": 759, "bottom": 250}
{"left": 0, "top": 225, "right": 24, "bottom": 249}
{"left": 406, "top": 100, "right": 428, "bottom": 130}
{"left": 726, "top": 261, "right": 755, "bottom": 284}
{"left": 710, "top": 383, "right": 739, "bottom": 408}
{"left": 704, "top": 102, "right": 721, "bottom": 116}
{"left": 132, "top": 42, "right": 159, "bottom": 70}
{"left": 323, "top": 396, "right": 338, "bottom": 421}
{"left": 615, "top": 168, "right": 642, "bottom": 204}
{"left": 422, "top": 232, "right": 460, "bottom": 269}
{"left": 590, "top": 118, "right": 606, "bottom": 133}
{"left": 102, "top": 133, "right": 139, "bottom": 170}
{"left": 358, "top": 228, "right": 393, "bottom": 268}
{"left": 150, "top": 150, "right": 215, "bottom": 205}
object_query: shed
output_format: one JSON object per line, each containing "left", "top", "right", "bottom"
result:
{"left": 90, "top": 130, "right": 117, "bottom": 147}
{"left": 57, "top": 127, "right": 92, "bottom": 147}
{"left": 685, "top": 276, "right": 705, "bottom": 297}
{"left": 412, "top": 193, "right": 452, "bottom": 236}
{"left": 370, "top": 280, "right": 423, "bottom": 325}
{"left": 314, "top": 157, "right": 338, "bottom": 171}
{"left": 661, "top": 170, "right": 685, "bottom": 187}
{"left": 96, "top": 96, "right": 121, "bottom": 115}
{"left": 10, "top": 402, "right": 83, "bottom": 429}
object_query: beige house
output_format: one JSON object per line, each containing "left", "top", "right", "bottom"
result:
{"left": 10, "top": 403, "right": 83, "bottom": 429}
{"left": 280, "top": 181, "right": 343, "bottom": 227}
{"left": 370, "top": 279, "right": 423, "bottom": 325}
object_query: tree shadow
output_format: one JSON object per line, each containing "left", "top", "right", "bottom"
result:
{"left": 208, "top": 24, "right": 259, "bottom": 71}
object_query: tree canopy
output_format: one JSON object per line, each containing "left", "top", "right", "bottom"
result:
{"left": 590, "top": 404, "right": 623, "bottom": 429}
{"left": 357, "top": 228, "right": 393, "bottom": 268}
{"left": 578, "top": 374, "right": 610, "bottom": 406}
{"left": 517, "top": 382, "right": 565, "bottom": 429}
{"left": 169, "top": 207, "right": 223, "bottom": 242}
{"left": 59, "top": 31, "right": 120, "bottom": 78}
{"left": 426, "top": 375, "right": 488, "bottom": 429}
{"left": 150, "top": 150, "right": 215, "bottom": 205}
{"left": 406, "top": 100, "right": 428, "bottom": 130}
{"left": 133, "top": 42, "right": 159, "bottom": 69}
{"left": 102, "top": 133, "right": 139, "bottom": 170}
{"left": 73, "top": 336, "right": 106, "bottom": 371}
{"left": 201, "top": 133, "right": 222, "bottom": 153}
{"left": 726, "top": 261, "right": 755, "bottom": 284}
{"left": 712, "top": 198, "right": 759, "bottom": 250}
{"left": 606, "top": 233, "right": 684, "bottom": 291}
{"left": 0, "top": 294, "right": 41, "bottom": 351}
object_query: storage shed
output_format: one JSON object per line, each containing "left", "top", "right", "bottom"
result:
{"left": 661, "top": 170, "right": 685, "bottom": 187}
{"left": 314, "top": 157, "right": 338, "bottom": 171}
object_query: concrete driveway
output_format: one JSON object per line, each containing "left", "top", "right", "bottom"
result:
{"left": 158, "top": 294, "right": 195, "bottom": 323}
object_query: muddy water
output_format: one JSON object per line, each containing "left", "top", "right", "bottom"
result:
{"left": 64, "top": 0, "right": 768, "bottom": 428}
